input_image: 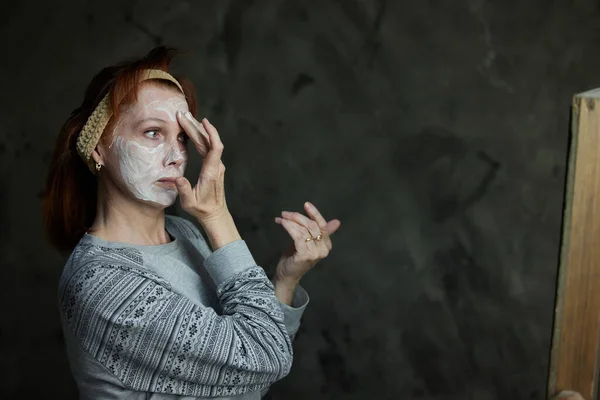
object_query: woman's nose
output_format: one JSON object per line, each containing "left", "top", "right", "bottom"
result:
{"left": 164, "top": 141, "right": 186, "bottom": 167}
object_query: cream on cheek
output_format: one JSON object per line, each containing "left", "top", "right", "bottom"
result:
{"left": 110, "top": 93, "right": 189, "bottom": 206}
{"left": 113, "top": 137, "right": 187, "bottom": 206}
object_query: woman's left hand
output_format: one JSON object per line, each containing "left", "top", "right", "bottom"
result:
{"left": 274, "top": 202, "right": 341, "bottom": 284}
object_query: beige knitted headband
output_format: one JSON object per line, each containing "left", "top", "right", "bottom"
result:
{"left": 76, "top": 68, "right": 184, "bottom": 173}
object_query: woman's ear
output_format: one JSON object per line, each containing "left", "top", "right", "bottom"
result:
{"left": 91, "top": 148, "right": 103, "bottom": 167}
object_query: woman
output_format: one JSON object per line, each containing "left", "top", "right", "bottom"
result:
{"left": 43, "top": 46, "right": 341, "bottom": 399}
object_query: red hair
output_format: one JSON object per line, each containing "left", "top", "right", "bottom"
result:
{"left": 43, "top": 46, "right": 197, "bottom": 253}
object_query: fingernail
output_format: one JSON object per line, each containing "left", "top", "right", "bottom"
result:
{"left": 305, "top": 202, "right": 313, "bottom": 208}
{"left": 185, "top": 112, "right": 193, "bottom": 120}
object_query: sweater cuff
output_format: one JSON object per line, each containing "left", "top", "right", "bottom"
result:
{"left": 280, "top": 285, "right": 310, "bottom": 336}
{"left": 204, "top": 240, "right": 257, "bottom": 286}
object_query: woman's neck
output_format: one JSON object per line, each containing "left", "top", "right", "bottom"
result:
{"left": 89, "top": 185, "right": 171, "bottom": 246}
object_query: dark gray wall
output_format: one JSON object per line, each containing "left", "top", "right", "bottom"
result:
{"left": 3, "top": 0, "right": 599, "bottom": 398}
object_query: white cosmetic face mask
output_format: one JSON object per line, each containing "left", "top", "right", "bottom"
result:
{"left": 109, "top": 88, "right": 189, "bottom": 206}
{"left": 113, "top": 136, "right": 187, "bottom": 206}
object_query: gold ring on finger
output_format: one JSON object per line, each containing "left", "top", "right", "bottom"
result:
{"left": 305, "top": 237, "right": 313, "bottom": 243}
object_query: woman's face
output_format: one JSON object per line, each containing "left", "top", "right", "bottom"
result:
{"left": 100, "top": 83, "right": 190, "bottom": 207}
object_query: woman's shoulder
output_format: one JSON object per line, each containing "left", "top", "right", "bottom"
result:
{"left": 60, "top": 240, "right": 171, "bottom": 293}
{"left": 69, "top": 236, "right": 145, "bottom": 269}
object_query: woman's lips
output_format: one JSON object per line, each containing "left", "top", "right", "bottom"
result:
{"left": 156, "top": 177, "right": 179, "bottom": 187}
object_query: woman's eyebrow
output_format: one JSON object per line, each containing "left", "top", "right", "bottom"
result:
{"left": 133, "top": 117, "right": 167, "bottom": 128}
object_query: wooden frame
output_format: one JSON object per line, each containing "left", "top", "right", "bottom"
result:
{"left": 548, "top": 89, "right": 600, "bottom": 399}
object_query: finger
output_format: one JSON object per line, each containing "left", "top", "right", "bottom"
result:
{"left": 303, "top": 202, "right": 340, "bottom": 251}
{"left": 277, "top": 217, "right": 330, "bottom": 259}
{"left": 177, "top": 111, "right": 209, "bottom": 156}
{"left": 177, "top": 111, "right": 209, "bottom": 157}
{"left": 325, "top": 219, "right": 342, "bottom": 236}
{"left": 317, "top": 220, "right": 340, "bottom": 251}
{"left": 322, "top": 221, "right": 338, "bottom": 251}
{"left": 181, "top": 111, "right": 210, "bottom": 142}
{"left": 280, "top": 217, "right": 320, "bottom": 242}
{"left": 280, "top": 211, "right": 334, "bottom": 251}
{"left": 303, "top": 202, "right": 328, "bottom": 229}
{"left": 276, "top": 216, "right": 309, "bottom": 238}
{"left": 202, "top": 118, "right": 224, "bottom": 148}
{"left": 281, "top": 210, "right": 321, "bottom": 238}
{"left": 175, "top": 177, "right": 194, "bottom": 208}
{"left": 189, "top": 114, "right": 210, "bottom": 141}
{"left": 200, "top": 118, "right": 224, "bottom": 179}
{"left": 279, "top": 215, "right": 329, "bottom": 256}
{"left": 279, "top": 218, "right": 318, "bottom": 247}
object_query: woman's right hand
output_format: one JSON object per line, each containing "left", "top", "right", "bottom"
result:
{"left": 175, "top": 112, "right": 229, "bottom": 224}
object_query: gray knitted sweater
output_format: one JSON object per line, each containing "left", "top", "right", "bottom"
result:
{"left": 58, "top": 215, "right": 309, "bottom": 399}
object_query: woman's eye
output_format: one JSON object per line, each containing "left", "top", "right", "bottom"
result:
{"left": 144, "top": 130, "right": 159, "bottom": 139}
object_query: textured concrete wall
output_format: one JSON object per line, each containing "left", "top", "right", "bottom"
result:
{"left": 3, "top": 0, "right": 600, "bottom": 398}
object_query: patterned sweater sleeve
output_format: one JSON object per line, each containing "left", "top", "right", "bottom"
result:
{"left": 170, "top": 215, "right": 310, "bottom": 343}
{"left": 60, "top": 240, "right": 293, "bottom": 398}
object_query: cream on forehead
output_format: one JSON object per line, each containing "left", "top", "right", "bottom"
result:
{"left": 140, "top": 97, "right": 188, "bottom": 121}
{"left": 109, "top": 88, "right": 188, "bottom": 144}
{"left": 121, "top": 88, "right": 188, "bottom": 121}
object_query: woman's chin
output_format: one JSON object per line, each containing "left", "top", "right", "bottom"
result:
{"left": 134, "top": 190, "right": 178, "bottom": 209}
